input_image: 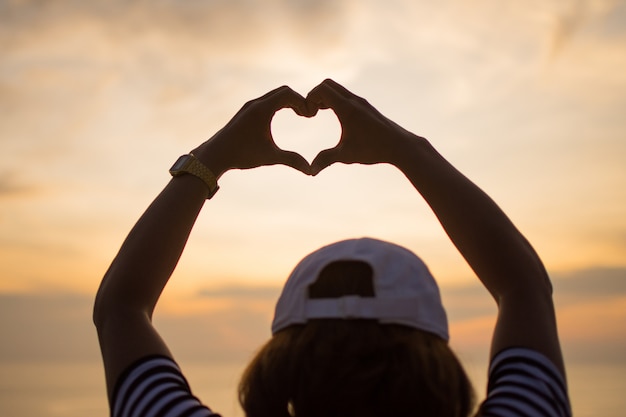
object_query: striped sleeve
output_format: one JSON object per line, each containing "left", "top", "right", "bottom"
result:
{"left": 111, "top": 356, "right": 220, "bottom": 417}
{"left": 479, "top": 348, "right": 571, "bottom": 417}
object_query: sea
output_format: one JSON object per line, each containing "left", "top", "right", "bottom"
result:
{"left": 1, "top": 359, "right": 624, "bottom": 416}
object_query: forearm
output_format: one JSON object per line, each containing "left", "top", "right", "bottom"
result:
{"left": 394, "top": 134, "right": 564, "bottom": 373}
{"left": 393, "top": 135, "right": 551, "bottom": 300}
{"left": 93, "top": 86, "right": 312, "bottom": 399}
{"left": 94, "top": 174, "right": 208, "bottom": 323}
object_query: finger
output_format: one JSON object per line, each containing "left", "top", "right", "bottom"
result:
{"left": 310, "top": 146, "right": 342, "bottom": 176}
{"left": 255, "top": 85, "right": 291, "bottom": 101}
{"left": 260, "top": 85, "right": 311, "bottom": 117}
{"left": 321, "top": 79, "right": 357, "bottom": 99}
{"left": 302, "top": 100, "right": 319, "bottom": 118}
{"left": 306, "top": 81, "right": 349, "bottom": 116}
{"left": 273, "top": 149, "right": 312, "bottom": 176}
{"left": 306, "top": 78, "right": 357, "bottom": 106}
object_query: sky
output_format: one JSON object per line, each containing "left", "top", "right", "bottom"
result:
{"left": 1, "top": 0, "right": 626, "bottom": 414}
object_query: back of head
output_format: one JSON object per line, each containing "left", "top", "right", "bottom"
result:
{"left": 239, "top": 239, "right": 475, "bottom": 417}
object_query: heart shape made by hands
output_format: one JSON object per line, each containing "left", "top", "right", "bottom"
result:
{"left": 271, "top": 108, "right": 342, "bottom": 164}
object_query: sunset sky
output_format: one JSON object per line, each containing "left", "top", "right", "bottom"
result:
{"left": 1, "top": 0, "right": 625, "bottom": 415}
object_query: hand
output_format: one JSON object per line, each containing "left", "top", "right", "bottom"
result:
{"left": 192, "top": 86, "right": 315, "bottom": 177}
{"left": 306, "top": 79, "right": 417, "bottom": 175}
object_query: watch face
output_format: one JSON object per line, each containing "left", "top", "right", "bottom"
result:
{"left": 171, "top": 155, "right": 190, "bottom": 171}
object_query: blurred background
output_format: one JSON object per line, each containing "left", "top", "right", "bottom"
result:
{"left": 1, "top": 0, "right": 625, "bottom": 416}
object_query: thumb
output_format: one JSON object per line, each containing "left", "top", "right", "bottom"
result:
{"left": 274, "top": 149, "right": 313, "bottom": 176}
{"left": 310, "top": 146, "right": 342, "bottom": 176}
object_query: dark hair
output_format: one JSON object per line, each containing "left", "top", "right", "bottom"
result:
{"left": 238, "top": 261, "right": 475, "bottom": 417}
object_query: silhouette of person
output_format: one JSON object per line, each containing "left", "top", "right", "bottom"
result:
{"left": 94, "top": 79, "right": 571, "bottom": 417}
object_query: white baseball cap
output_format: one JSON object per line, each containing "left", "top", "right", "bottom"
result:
{"left": 271, "top": 238, "right": 449, "bottom": 341}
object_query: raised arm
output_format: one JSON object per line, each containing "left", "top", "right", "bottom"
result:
{"left": 307, "top": 79, "right": 565, "bottom": 375}
{"left": 93, "top": 86, "right": 313, "bottom": 399}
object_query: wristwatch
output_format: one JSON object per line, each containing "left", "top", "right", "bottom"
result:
{"left": 169, "top": 153, "right": 219, "bottom": 199}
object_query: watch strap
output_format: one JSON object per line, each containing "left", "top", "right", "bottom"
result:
{"left": 170, "top": 153, "right": 219, "bottom": 199}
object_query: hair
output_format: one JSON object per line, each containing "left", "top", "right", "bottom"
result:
{"left": 238, "top": 261, "right": 475, "bottom": 417}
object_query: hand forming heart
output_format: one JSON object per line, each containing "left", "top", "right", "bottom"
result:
{"left": 192, "top": 79, "right": 415, "bottom": 178}
{"left": 271, "top": 107, "right": 341, "bottom": 166}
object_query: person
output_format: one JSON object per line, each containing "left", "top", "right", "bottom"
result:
{"left": 93, "top": 79, "right": 571, "bottom": 417}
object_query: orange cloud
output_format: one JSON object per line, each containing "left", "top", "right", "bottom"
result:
{"left": 558, "top": 297, "right": 626, "bottom": 343}
{"left": 450, "top": 315, "right": 496, "bottom": 350}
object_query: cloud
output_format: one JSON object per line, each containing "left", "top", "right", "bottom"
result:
{"left": 1, "top": 266, "right": 625, "bottom": 363}
{"left": 552, "top": 266, "right": 626, "bottom": 300}
{"left": 0, "top": 0, "right": 353, "bottom": 59}
{"left": 446, "top": 267, "right": 626, "bottom": 362}
{"left": 546, "top": 0, "right": 626, "bottom": 59}
{"left": 442, "top": 266, "right": 626, "bottom": 317}
{"left": 197, "top": 284, "right": 280, "bottom": 300}
{"left": 0, "top": 0, "right": 361, "bottom": 189}
{"left": 441, "top": 284, "right": 496, "bottom": 323}
{"left": 0, "top": 292, "right": 99, "bottom": 362}
{"left": 547, "top": 0, "right": 589, "bottom": 58}
{"left": 1, "top": 0, "right": 626, "bottom": 339}
{"left": 0, "top": 171, "right": 38, "bottom": 199}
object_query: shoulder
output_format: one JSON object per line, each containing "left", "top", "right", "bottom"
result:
{"left": 111, "top": 355, "right": 220, "bottom": 417}
{"left": 479, "top": 347, "right": 571, "bottom": 417}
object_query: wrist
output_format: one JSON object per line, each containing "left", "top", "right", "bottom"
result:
{"left": 191, "top": 136, "right": 231, "bottom": 179}
{"left": 169, "top": 173, "right": 212, "bottom": 199}
{"left": 169, "top": 153, "right": 220, "bottom": 198}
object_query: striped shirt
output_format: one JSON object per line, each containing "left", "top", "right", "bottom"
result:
{"left": 112, "top": 356, "right": 219, "bottom": 417}
{"left": 112, "top": 348, "right": 570, "bottom": 417}
{"left": 479, "top": 348, "right": 571, "bottom": 416}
